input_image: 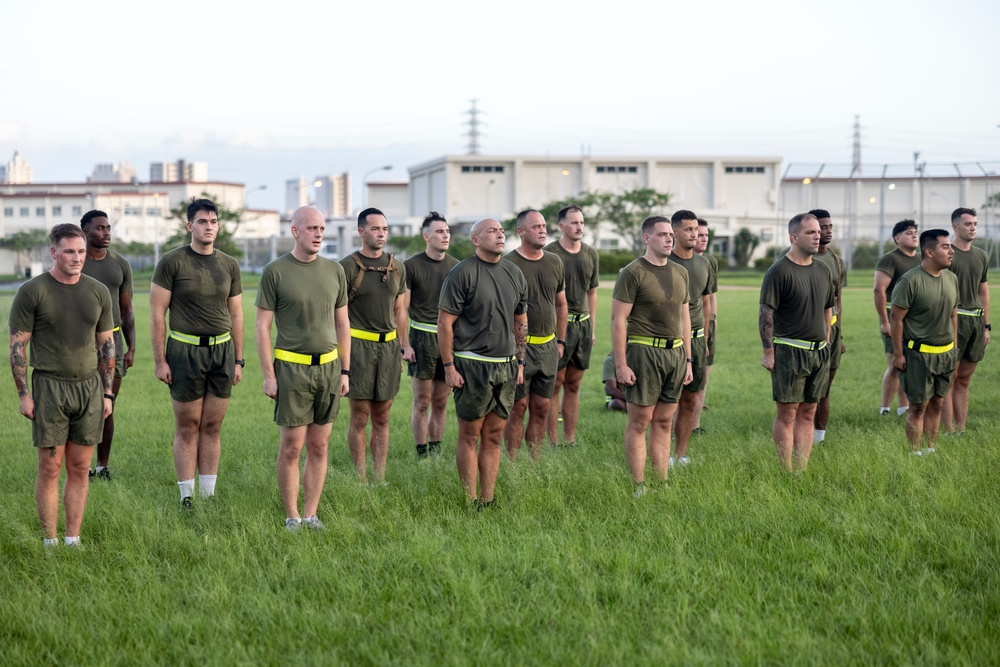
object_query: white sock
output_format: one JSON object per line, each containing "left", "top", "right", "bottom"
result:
{"left": 65, "top": 536, "right": 81, "bottom": 546}
{"left": 198, "top": 474, "right": 217, "bottom": 498}
{"left": 814, "top": 429, "right": 826, "bottom": 443}
{"left": 95, "top": 465, "right": 106, "bottom": 473}
{"left": 897, "top": 406, "right": 909, "bottom": 416}
{"left": 880, "top": 407, "right": 891, "bottom": 414}
{"left": 43, "top": 538, "right": 59, "bottom": 547}
{"left": 178, "top": 479, "right": 195, "bottom": 499}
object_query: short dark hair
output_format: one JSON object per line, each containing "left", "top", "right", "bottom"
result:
{"left": 670, "top": 210, "right": 698, "bottom": 227}
{"left": 641, "top": 216, "right": 671, "bottom": 236}
{"left": 951, "top": 207, "right": 976, "bottom": 224}
{"left": 892, "top": 219, "right": 917, "bottom": 239}
{"left": 50, "top": 223, "right": 86, "bottom": 246}
{"left": 357, "top": 207, "right": 385, "bottom": 228}
{"left": 697, "top": 218, "right": 709, "bottom": 228}
{"left": 809, "top": 209, "right": 831, "bottom": 220}
{"left": 788, "top": 212, "right": 817, "bottom": 234}
{"left": 187, "top": 198, "right": 218, "bottom": 222}
{"left": 421, "top": 211, "right": 446, "bottom": 232}
{"left": 919, "top": 229, "right": 949, "bottom": 256}
{"left": 80, "top": 210, "right": 108, "bottom": 229}
{"left": 557, "top": 204, "right": 582, "bottom": 222}
{"left": 515, "top": 209, "right": 539, "bottom": 228}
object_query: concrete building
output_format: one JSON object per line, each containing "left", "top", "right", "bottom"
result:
{"left": 285, "top": 177, "right": 309, "bottom": 217}
{"left": 0, "top": 151, "right": 33, "bottom": 184}
{"left": 150, "top": 159, "right": 208, "bottom": 183}
{"left": 314, "top": 172, "right": 351, "bottom": 219}
{"left": 89, "top": 162, "right": 137, "bottom": 183}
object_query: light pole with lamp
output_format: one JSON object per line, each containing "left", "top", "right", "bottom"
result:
{"left": 362, "top": 165, "right": 392, "bottom": 211}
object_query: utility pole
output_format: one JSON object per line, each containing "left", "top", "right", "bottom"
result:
{"left": 464, "top": 100, "right": 483, "bottom": 155}
{"left": 851, "top": 115, "right": 862, "bottom": 173}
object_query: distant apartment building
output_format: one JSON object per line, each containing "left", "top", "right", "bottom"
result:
{"left": 285, "top": 177, "right": 309, "bottom": 216}
{"left": 88, "top": 162, "right": 137, "bottom": 183}
{"left": 0, "top": 151, "right": 33, "bottom": 184}
{"left": 150, "top": 159, "right": 208, "bottom": 183}
{"left": 313, "top": 173, "right": 351, "bottom": 218}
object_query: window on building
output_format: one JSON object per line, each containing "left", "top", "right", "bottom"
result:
{"left": 20, "top": 207, "right": 29, "bottom": 217}
{"left": 598, "top": 238, "right": 620, "bottom": 250}
{"left": 461, "top": 165, "right": 504, "bottom": 173}
{"left": 52, "top": 206, "right": 62, "bottom": 216}
{"left": 124, "top": 206, "right": 142, "bottom": 216}
{"left": 596, "top": 165, "right": 638, "bottom": 173}
{"left": 72, "top": 206, "right": 82, "bottom": 216}
{"left": 147, "top": 207, "right": 162, "bottom": 216}
{"left": 36, "top": 207, "right": 45, "bottom": 216}
{"left": 725, "top": 166, "right": 766, "bottom": 174}
{"left": 3, "top": 207, "right": 12, "bottom": 217}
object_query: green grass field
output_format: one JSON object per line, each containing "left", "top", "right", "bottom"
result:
{"left": 1, "top": 284, "right": 998, "bottom": 665}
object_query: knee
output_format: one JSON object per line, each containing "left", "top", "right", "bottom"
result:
{"left": 37, "top": 455, "right": 62, "bottom": 480}
{"left": 370, "top": 408, "right": 391, "bottom": 430}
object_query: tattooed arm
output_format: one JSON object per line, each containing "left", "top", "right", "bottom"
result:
{"left": 97, "top": 329, "right": 115, "bottom": 419}
{"left": 514, "top": 312, "right": 527, "bottom": 385}
{"left": 759, "top": 304, "right": 775, "bottom": 372}
{"left": 9, "top": 328, "right": 34, "bottom": 420}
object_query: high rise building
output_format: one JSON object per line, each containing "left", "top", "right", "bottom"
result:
{"left": 0, "top": 151, "right": 33, "bottom": 184}
{"left": 313, "top": 172, "right": 351, "bottom": 218}
{"left": 285, "top": 176, "right": 309, "bottom": 217}
{"left": 89, "top": 162, "right": 137, "bottom": 183}
{"left": 150, "top": 159, "right": 208, "bottom": 183}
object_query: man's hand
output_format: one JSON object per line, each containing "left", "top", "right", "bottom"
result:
{"left": 19, "top": 395, "right": 34, "bottom": 420}
{"left": 557, "top": 342, "right": 565, "bottom": 359}
{"left": 893, "top": 353, "right": 906, "bottom": 373}
{"left": 445, "top": 366, "right": 464, "bottom": 389}
{"left": 155, "top": 360, "right": 172, "bottom": 385}
{"left": 102, "top": 397, "right": 113, "bottom": 419}
{"left": 340, "top": 376, "right": 350, "bottom": 396}
{"left": 761, "top": 348, "right": 775, "bottom": 373}
{"left": 401, "top": 345, "right": 416, "bottom": 363}
{"left": 124, "top": 348, "right": 136, "bottom": 369}
{"left": 517, "top": 364, "right": 524, "bottom": 385}
{"left": 233, "top": 365, "right": 242, "bottom": 386}
{"left": 683, "top": 362, "right": 693, "bottom": 386}
{"left": 879, "top": 321, "right": 891, "bottom": 337}
{"left": 263, "top": 376, "right": 278, "bottom": 400}
{"left": 616, "top": 364, "right": 636, "bottom": 387}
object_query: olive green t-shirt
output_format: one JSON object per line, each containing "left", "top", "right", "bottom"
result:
{"left": 612, "top": 257, "right": 689, "bottom": 339}
{"left": 439, "top": 256, "right": 528, "bottom": 356}
{"left": 152, "top": 246, "right": 242, "bottom": 335}
{"left": 759, "top": 256, "right": 835, "bottom": 342}
{"left": 875, "top": 248, "right": 921, "bottom": 302}
{"left": 404, "top": 251, "right": 459, "bottom": 325}
{"left": 256, "top": 253, "right": 347, "bottom": 353}
{"left": 505, "top": 250, "right": 565, "bottom": 336}
{"left": 670, "top": 252, "right": 712, "bottom": 329}
{"left": 702, "top": 253, "right": 719, "bottom": 321}
{"left": 340, "top": 252, "right": 407, "bottom": 332}
{"left": 891, "top": 266, "right": 959, "bottom": 345}
{"left": 81, "top": 250, "right": 133, "bottom": 326}
{"left": 543, "top": 240, "right": 599, "bottom": 315}
{"left": 9, "top": 273, "right": 114, "bottom": 378}
{"left": 813, "top": 247, "right": 844, "bottom": 316}
{"left": 948, "top": 245, "right": 989, "bottom": 309}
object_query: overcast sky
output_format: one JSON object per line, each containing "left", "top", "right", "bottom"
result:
{"left": 2, "top": 0, "right": 998, "bottom": 211}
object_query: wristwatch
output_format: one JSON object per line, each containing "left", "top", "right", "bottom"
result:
{"left": 986, "top": 324, "right": 992, "bottom": 331}
{"left": 235, "top": 358, "right": 245, "bottom": 367}
{"left": 341, "top": 369, "right": 351, "bottom": 377}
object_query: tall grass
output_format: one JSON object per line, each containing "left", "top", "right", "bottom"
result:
{"left": 0, "top": 284, "right": 997, "bottom": 665}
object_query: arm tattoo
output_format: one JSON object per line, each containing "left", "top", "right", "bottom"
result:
{"left": 9, "top": 335, "right": 28, "bottom": 398}
{"left": 758, "top": 305, "right": 774, "bottom": 349}
{"left": 515, "top": 321, "right": 528, "bottom": 361}
{"left": 98, "top": 337, "right": 116, "bottom": 392}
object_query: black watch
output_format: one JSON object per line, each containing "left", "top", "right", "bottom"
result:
{"left": 986, "top": 324, "right": 992, "bottom": 331}
{"left": 235, "top": 358, "right": 245, "bottom": 367}
{"left": 341, "top": 369, "right": 351, "bottom": 377}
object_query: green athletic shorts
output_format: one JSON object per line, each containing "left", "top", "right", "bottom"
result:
{"left": 623, "top": 342, "right": 686, "bottom": 407}
{"left": 453, "top": 356, "right": 518, "bottom": 421}
{"left": 347, "top": 337, "right": 401, "bottom": 402}
{"left": 165, "top": 337, "right": 235, "bottom": 402}
{"left": 956, "top": 315, "right": 987, "bottom": 363}
{"left": 683, "top": 333, "right": 707, "bottom": 393}
{"left": 31, "top": 371, "right": 103, "bottom": 448}
{"left": 828, "top": 323, "right": 843, "bottom": 371}
{"left": 113, "top": 328, "right": 127, "bottom": 379}
{"left": 515, "top": 339, "right": 559, "bottom": 400}
{"left": 274, "top": 357, "right": 342, "bottom": 427}
{"left": 882, "top": 332, "right": 894, "bottom": 355}
{"left": 706, "top": 319, "right": 717, "bottom": 366}
{"left": 407, "top": 328, "right": 444, "bottom": 381}
{"left": 559, "top": 318, "right": 593, "bottom": 371}
{"left": 900, "top": 347, "right": 958, "bottom": 405}
{"left": 771, "top": 343, "right": 831, "bottom": 404}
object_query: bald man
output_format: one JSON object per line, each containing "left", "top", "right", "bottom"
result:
{"left": 438, "top": 218, "right": 528, "bottom": 508}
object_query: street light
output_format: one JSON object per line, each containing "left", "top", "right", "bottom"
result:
{"left": 362, "top": 165, "right": 392, "bottom": 210}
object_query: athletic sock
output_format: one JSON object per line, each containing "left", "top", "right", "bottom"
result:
{"left": 880, "top": 407, "right": 891, "bottom": 415}
{"left": 198, "top": 474, "right": 217, "bottom": 498}
{"left": 95, "top": 465, "right": 106, "bottom": 473}
{"left": 814, "top": 429, "right": 826, "bottom": 443}
{"left": 428, "top": 441, "right": 441, "bottom": 455}
{"left": 416, "top": 444, "right": 428, "bottom": 458}
{"left": 65, "top": 536, "right": 81, "bottom": 546}
{"left": 43, "top": 538, "right": 59, "bottom": 547}
{"left": 178, "top": 479, "right": 195, "bottom": 500}
{"left": 897, "top": 406, "right": 909, "bottom": 416}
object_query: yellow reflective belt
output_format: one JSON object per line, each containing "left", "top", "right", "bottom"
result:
{"left": 410, "top": 321, "right": 437, "bottom": 334}
{"left": 692, "top": 328, "right": 705, "bottom": 339}
{"left": 350, "top": 328, "right": 397, "bottom": 342}
{"left": 454, "top": 351, "right": 516, "bottom": 363}
{"left": 957, "top": 308, "right": 984, "bottom": 317}
{"left": 906, "top": 340, "right": 954, "bottom": 354}
{"left": 274, "top": 348, "right": 338, "bottom": 365}
{"left": 626, "top": 335, "right": 683, "bottom": 349}
{"left": 526, "top": 333, "right": 556, "bottom": 345}
{"left": 112, "top": 326, "right": 121, "bottom": 333}
{"left": 568, "top": 313, "right": 590, "bottom": 323}
{"left": 170, "top": 330, "right": 232, "bottom": 346}
{"left": 830, "top": 314, "right": 838, "bottom": 326}
{"left": 774, "top": 337, "right": 826, "bottom": 351}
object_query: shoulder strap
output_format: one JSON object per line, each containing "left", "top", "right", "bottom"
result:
{"left": 347, "top": 252, "right": 367, "bottom": 305}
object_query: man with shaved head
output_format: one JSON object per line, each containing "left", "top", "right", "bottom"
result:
{"left": 438, "top": 218, "right": 528, "bottom": 508}
{"left": 256, "top": 207, "right": 351, "bottom": 531}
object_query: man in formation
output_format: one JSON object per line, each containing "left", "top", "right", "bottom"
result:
{"left": 874, "top": 220, "right": 921, "bottom": 416}
{"left": 808, "top": 209, "right": 846, "bottom": 444}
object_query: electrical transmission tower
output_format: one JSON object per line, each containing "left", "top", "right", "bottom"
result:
{"left": 851, "top": 114, "right": 862, "bottom": 172}
{"left": 464, "top": 99, "right": 483, "bottom": 155}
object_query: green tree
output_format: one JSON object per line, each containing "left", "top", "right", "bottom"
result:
{"left": 0, "top": 229, "right": 50, "bottom": 277}
{"left": 165, "top": 193, "right": 243, "bottom": 258}
{"left": 733, "top": 227, "right": 760, "bottom": 268}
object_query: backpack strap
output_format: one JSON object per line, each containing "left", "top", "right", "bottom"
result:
{"left": 346, "top": 252, "right": 401, "bottom": 305}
